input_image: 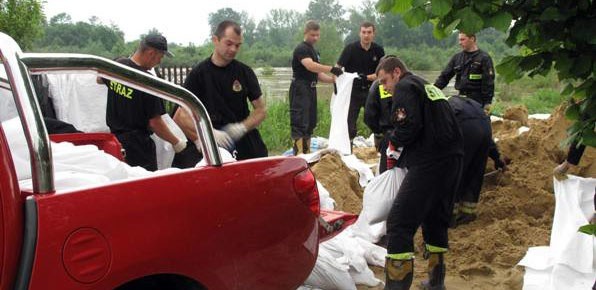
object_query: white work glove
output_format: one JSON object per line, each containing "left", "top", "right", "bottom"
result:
{"left": 173, "top": 139, "right": 188, "bottom": 153}
{"left": 192, "top": 139, "right": 203, "bottom": 153}
{"left": 222, "top": 122, "right": 248, "bottom": 141}
{"left": 213, "top": 129, "right": 234, "bottom": 150}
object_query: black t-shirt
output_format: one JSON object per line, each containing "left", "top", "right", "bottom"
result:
{"left": 183, "top": 57, "right": 262, "bottom": 129}
{"left": 292, "top": 41, "right": 319, "bottom": 82}
{"left": 105, "top": 58, "right": 165, "bottom": 135}
{"left": 337, "top": 41, "right": 384, "bottom": 87}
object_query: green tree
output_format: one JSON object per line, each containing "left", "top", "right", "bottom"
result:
{"left": 304, "top": 0, "right": 348, "bottom": 33}
{"left": 255, "top": 9, "right": 302, "bottom": 48}
{"left": 377, "top": 0, "right": 596, "bottom": 147}
{"left": 0, "top": 0, "right": 44, "bottom": 49}
{"left": 316, "top": 22, "right": 343, "bottom": 65}
{"left": 344, "top": 0, "right": 380, "bottom": 44}
{"left": 207, "top": 7, "right": 256, "bottom": 46}
{"left": 34, "top": 13, "right": 126, "bottom": 57}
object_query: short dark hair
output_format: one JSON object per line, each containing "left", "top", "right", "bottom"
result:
{"left": 459, "top": 31, "right": 476, "bottom": 41}
{"left": 378, "top": 57, "right": 409, "bottom": 74}
{"left": 214, "top": 20, "right": 242, "bottom": 39}
{"left": 304, "top": 20, "right": 320, "bottom": 33}
{"left": 361, "top": 21, "right": 375, "bottom": 32}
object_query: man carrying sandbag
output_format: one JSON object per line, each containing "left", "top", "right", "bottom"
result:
{"left": 377, "top": 57, "right": 463, "bottom": 290}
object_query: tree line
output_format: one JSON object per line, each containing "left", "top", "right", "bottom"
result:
{"left": 6, "top": 0, "right": 515, "bottom": 70}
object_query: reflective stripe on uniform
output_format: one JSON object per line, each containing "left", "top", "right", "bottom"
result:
{"left": 387, "top": 252, "right": 415, "bottom": 260}
{"left": 424, "top": 84, "right": 447, "bottom": 101}
{"left": 425, "top": 244, "right": 448, "bottom": 253}
{"left": 469, "top": 74, "right": 482, "bottom": 80}
{"left": 379, "top": 85, "right": 392, "bottom": 99}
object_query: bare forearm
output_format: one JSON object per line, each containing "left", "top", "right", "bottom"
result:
{"left": 149, "top": 116, "right": 180, "bottom": 145}
{"left": 318, "top": 72, "right": 334, "bottom": 84}
{"left": 173, "top": 109, "right": 198, "bottom": 141}
{"left": 242, "top": 108, "right": 266, "bottom": 130}
{"left": 241, "top": 97, "right": 267, "bottom": 130}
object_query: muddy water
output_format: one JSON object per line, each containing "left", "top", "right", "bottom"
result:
{"left": 254, "top": 67, "right": 457, "bottom": 101}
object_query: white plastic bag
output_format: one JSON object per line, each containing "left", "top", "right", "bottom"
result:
{"left": 317, "top": 181, "right": 336, "bottom": 210}
{"left": 303, "top": 247, "right": 356, "bottom": 290}
{"left": 47, "top": 73, "right": 110, "bottom": 133}
{"left": 328, "top": 73, "right": 358, "bottom": 155}
{"left": 518, "top": 175, "right": 596, "bottom": 290}
{"left": 352, "top": 167, "right": 406, "bottom": 243}
{"left": 320, "top": 228, "right": 383, "bottom": 287}
{"left": 151, "top": 114, "right": 187, "bottom": 169}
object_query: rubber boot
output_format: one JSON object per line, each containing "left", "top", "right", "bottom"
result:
{"left": 456, "top": 212, "right": 477, "bottom": 226}
{"left": 385, "top": 258, "right": 413, "bottom": 290}
{"left": 293, "top": 138, "right": 303, "bottom": 156}
{"left": 420, "top": 253, "right": 446, "bottom": 290}
{"left": 304, "top": 137, "right": 311, "bottom": 154}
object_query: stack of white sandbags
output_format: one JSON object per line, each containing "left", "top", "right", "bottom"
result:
{"left": 518, "top": 175, "right": 596, "bottom": 290}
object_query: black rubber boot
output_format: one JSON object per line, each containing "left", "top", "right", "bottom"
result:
{"left": 304, "top": 137, "right": 311, "bottom": 154}
{"left": 385, "top": 258, "right": 413, "bottom": 290}
{"left": 420, "top": 253, "right": 446, "bottom": 290}
{"left": 456, "top": 212, "right": 477, "bottom": 226}
{"left": 292, "top": 138, "right": 303, "bottom": 155}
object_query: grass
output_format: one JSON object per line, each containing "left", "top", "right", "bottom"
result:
{"left": 259, "top": 72, "right": 566, "bottom": 154}
{"left": 260, "top": 85, "right": 371, "bottom": 155}
{"left": 491, "top": 72, "right": 566, "bottom": 115}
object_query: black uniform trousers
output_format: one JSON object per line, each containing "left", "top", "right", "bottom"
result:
{"left": 387, "top": 155, "right": 462, "bottom": 254}
{"left": 457, "top": 119, "right": 491, "bottom": 205}
{"left": 290, "top": 79, "right": 317, "bottom": 139}
{"left": 462, "top": 92, "right": 492, "bottom": 108}
{"left": 378, "top": 134, "right": 390, "bottom": 174}
{"left": 172, "top": 140, "right": 202, "bottom": 169}
{"left": 348, "top": 87, "right": 369, "bottom": 139}
{"left": 116, "top": 131, "right": 157, "bottom": 171}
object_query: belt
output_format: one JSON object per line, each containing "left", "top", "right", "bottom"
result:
{"left": 293, "top": 78, "right": 317, "bottom": 88}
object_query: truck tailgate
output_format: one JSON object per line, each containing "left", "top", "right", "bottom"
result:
{"left": 319, "top": 209, "right": 357, "bottom": 243}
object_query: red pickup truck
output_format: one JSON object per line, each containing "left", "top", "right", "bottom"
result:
{"left": 0, "top": 32, "right": 354, "bottom": 290}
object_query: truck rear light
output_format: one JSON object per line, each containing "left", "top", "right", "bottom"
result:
{"left": 293, "top": 169, "right": 320, "bottom": 217}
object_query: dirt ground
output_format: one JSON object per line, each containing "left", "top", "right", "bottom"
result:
{"left": 310, "top": 105, "right": 595, "bottom": 290}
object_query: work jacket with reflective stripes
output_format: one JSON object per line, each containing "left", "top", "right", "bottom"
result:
{"left": 434, "top": 49, "right": 495, "bottom": 100}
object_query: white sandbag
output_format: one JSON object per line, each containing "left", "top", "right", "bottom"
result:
{"left": 352, "top": 167, "right": 406, "bottom": 243}
{"left": 151, "top": 114, "right": 187, "bottom": 169}
{"left": 195, "top": 147, "right": 237, "bottom": 167}
{"left": 518, "top": 175, "right": 596, "bottom": 290}
{"left": 317, "top": 181, "right": 336, "bottom": 210}
{"left": 352, "top": 136, "right": 374, "bottom": 148}
{"left": 529, "top": 113, "right": 550, "bottom": 120}
{"left": 341, "top": 154, "right": 375, "bottom": 187}
{"left": 303, "top": 247, "right": 356, "bottom": 290}
{"left": 46, "top": 73, "right": 109, "bottom": 132}
{"left": 328, "top": 73, "right": 358, "bottom": 155}
{"left": 320, "top": 228, "right": 383, "bottom": 287}
{"left": 355, "top": 236, "right": 387, "bottom": 267}
{"left": 550, "top": 176, "right": 595, "bottom": 273}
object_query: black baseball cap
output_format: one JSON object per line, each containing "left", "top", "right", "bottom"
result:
{"left": 142, "top": 34, "right": 174, "bottom": 57}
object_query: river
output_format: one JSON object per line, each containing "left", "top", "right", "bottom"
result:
{"left": 254, "top": 67, "right": 458, "bottom": 101}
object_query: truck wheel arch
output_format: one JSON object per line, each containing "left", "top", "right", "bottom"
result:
{"left": 114, "top": 273, "right": 205, "bottom": 290}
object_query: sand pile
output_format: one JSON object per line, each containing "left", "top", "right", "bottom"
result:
{"left": 445, "top": 104, "right": 594, "bottom": 288}
{"left": 502, "top": 105, "right": 529, "bottom": 126}
{"left": 310, "top": 152, "right": 363, "bottom": 214}
{"left": 313, "top": 105, "right": 594, "bottom": 289}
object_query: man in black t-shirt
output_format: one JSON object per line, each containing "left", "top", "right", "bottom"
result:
{"left": 103, "top": 34, "right": 187, "bottom": 171}
{"left": 337, "top": 21, "right": 385, "bottom": 140}
{"left": 173, "top": 20, "right": 267, "bottom": 165}
{"left": 290, "top": 20, "right": 343, "bottom": 155}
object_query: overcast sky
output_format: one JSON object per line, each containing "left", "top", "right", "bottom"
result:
{"left": 44, "top": 0, "right": 366, "bottom": 45}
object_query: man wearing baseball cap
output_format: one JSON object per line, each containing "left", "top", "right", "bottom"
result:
{"left": 101, "top": 33, "right": 186, "bottom": 171}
